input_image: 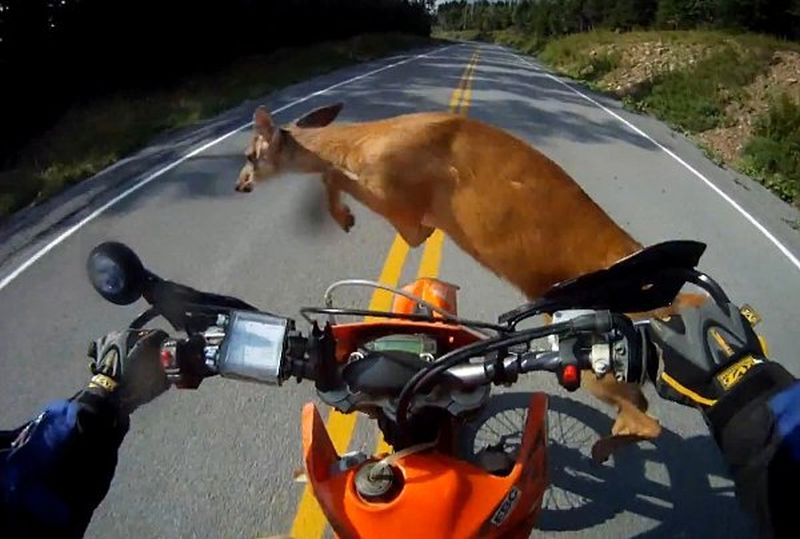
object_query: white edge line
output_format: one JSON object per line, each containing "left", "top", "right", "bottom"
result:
{"left": 507, "top": 47, "right": 800, "bottom": 274}
{"left": 0, "top": 44, "right": 458, "bottom": 292}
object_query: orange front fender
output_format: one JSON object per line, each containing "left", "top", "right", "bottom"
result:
{"left": 301, "top": 394, "right": 549, "bottom": 538}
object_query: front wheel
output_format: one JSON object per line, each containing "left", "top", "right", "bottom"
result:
{"left": 455, "top": 393, "right": 645, "bottom": 531}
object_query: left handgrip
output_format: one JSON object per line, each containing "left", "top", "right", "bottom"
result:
{"left": 160, "top": 334, "right": 214, "bottom": 389}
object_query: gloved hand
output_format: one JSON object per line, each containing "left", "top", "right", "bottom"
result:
{"left": 647, "top": 298, "right": 768, "bottom": 409}
{"left": 86, "top": 328, "right": 170, "bottom": 414}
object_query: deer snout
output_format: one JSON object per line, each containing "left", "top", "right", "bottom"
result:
{"left": 235, "top": 167, "right": 255, "bottom": 193}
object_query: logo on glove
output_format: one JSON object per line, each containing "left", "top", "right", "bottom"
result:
{"left": 716, "top": 355, "right": 763, "bottom": 390}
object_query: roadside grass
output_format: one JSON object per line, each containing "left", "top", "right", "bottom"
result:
{"left": 742, "top": 94, "right": 800, "bottom": 205}
{"left": 0, "top": 32, "right": 435, "bottom": 219}
{"left": 539, "top": 30, "right": 626, "bottom": 69}
{"left": 489, "top": 28, "right": 547, "bottom": 55}
{"left": 433, "top": 29, "right": 483, "bottom": 41}
{"left": 539, "top": 29, "right": 800, "bottom": 66}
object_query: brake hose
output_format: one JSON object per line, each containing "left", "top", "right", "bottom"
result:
{"left": 395, "top": 320, "right": 572, "bottom": 429}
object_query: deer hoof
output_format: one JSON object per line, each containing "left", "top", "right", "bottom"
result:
{"left": 336, "top": 207, "right": 355, "bottom": 232}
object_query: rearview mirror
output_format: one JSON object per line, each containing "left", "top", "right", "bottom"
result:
{"left": 86, "top": 242, "right": 147, "bottom": 305}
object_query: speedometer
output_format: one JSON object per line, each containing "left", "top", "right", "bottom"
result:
{"left": 363, "top": 334, "right": 438, "bottom": 361}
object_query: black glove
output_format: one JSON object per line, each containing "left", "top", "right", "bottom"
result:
{"left": 647, "top": 299, "right": 795, "bottom": 438}
{"left": 647, "top": 299, "right": 768, "bottom": 408}
{"left": 86, "top": 329, "right": 170, "bottom": 415}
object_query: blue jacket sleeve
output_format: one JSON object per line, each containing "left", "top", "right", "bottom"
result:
{"left": 706, "top": 364, "right": 799, "bottom": 539}
{"left": 769, "top": 382, "right": 800, "bottom": 461}
{"left": 0, "top": 391, "right": 129, "bottom": 538}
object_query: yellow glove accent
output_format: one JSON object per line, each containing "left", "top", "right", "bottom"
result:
{"left": 89, "top": 374, "right": 118, "bottom": 393}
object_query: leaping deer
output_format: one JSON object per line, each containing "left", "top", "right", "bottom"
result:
{"left": 234, "top": 102, "right": 672, "bottom": 460}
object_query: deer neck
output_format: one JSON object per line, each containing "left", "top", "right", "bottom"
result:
{"left": 287, "top": 124, "right": 364, "bottom": 174}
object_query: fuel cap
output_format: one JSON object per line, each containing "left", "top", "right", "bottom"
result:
{"left": 354, "top": 461, "right": 400, "bottom": 502}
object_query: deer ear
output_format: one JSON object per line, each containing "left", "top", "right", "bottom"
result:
{"left": 295, "top": 103, "right": 343, "bottom": 128}
{"left": 270, "top": 128, "right": 288, "bottom": 152}
{"left": 254, "top": 106, "right": 276, "bottom": 138}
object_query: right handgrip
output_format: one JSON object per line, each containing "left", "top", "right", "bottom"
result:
{"left": 563, "top": 310, "right": 613, "bottom": 333}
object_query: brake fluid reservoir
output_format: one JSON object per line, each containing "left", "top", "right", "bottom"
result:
{"left": 548, "top": 310, "right": 597, "bottom": 351}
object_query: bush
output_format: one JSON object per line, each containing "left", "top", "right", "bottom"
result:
{"left": 742, "top": 94, "right": 800, "bottom": 204}
{"left": 539, "top": 32, "right": 622, "bottom": 79}
{"left": 639, "top": 45, "right": 769, "bottom": 131}
{"left": 491, "top": 28, "right": 548, "bottom": 53}
{"left": 584, "top": 51, "right": 622, "bottom": 80}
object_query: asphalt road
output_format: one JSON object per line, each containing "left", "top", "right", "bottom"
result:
{"left": 1, "top": 42, "right": 799, "bottom": 538}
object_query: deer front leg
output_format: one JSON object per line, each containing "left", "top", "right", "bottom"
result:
{"left": 322, "top": 168, "right": 355, "bottom": 232}
{"left": 323, "top": 166, "right": 434, "bottom": 244}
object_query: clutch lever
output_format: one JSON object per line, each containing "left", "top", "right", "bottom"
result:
{"left": 143, "top": 279, "right": 259, "bottom": 332}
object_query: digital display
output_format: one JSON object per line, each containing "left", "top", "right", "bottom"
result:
{"left": 217, "top": 311, "right": 289, "bottom": 384}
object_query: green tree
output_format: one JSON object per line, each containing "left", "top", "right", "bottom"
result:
{"left": 716, "top": 0, "right": 800, "bottom": 37}
{"left": 605, "top": 0, "right": 658, "bottom": 29}
{"left": 657, "top": 0, "right": 714, "bottom": 28}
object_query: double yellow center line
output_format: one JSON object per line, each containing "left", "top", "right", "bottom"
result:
{"left": 288, "top": 48, "right": 481, "bottom": 539}
{"left": 450, "top": 50, "right": 480, "bottom": 115}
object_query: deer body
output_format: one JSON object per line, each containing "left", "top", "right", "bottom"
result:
{"left": 236, "top": 104, "right": 663, "bottom": 458}
{"left": 240, "top": 108, "right": 641, "bottom": 298}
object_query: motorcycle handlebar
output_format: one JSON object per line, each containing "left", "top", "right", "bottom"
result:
{"left": 156, "top": 307, "right": 647, "bottom": 395}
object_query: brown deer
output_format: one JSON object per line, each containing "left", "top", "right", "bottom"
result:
{"left": 234, "top": 102, "right": 688, "bottom": 461}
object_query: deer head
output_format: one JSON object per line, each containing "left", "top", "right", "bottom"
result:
{"left": 234, "top": 103, "right": 344, "bottom": 192}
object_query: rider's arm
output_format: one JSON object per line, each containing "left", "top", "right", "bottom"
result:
{"left": 648, "top": 300, "right": 798, "bottom": 539}
{"left": 705, "top": 366, "right": 799, "bottom": 538}
{"left": 0, "top": 329, "right": 169, "bottom": 538}
{"left": 0, "top": 389, "right": 129, "bottom": 538}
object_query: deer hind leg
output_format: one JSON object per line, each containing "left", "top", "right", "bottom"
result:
{"left": 322, "top": 168, "right": 355, "bottom": 232}
{"left": 584, "top": 293, "right": 708, "bottom": 461}
{"left": 627, "top": 292, "right": 709, "bottom": 322}
{"left": 581, "top": 374, "right": 662, "bottom": 463}
{"left": 584, "top": 293, "right": 710, "bottom": 461}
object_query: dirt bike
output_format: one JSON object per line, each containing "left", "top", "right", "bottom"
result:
{"left": 85, "top": 239, "right": 743, "bottom": 538}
